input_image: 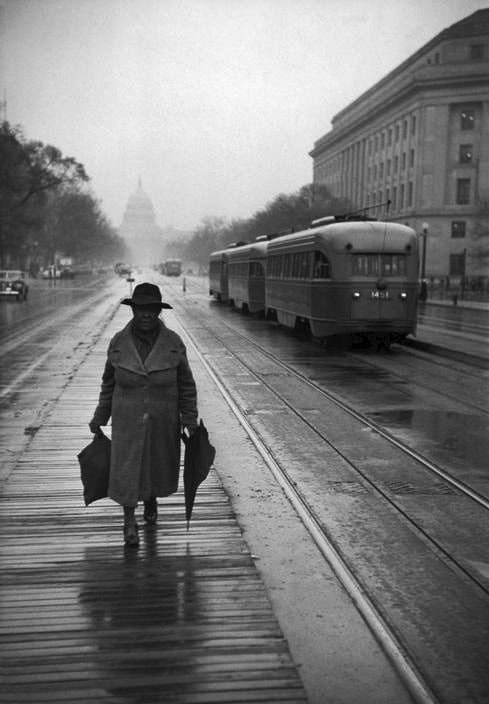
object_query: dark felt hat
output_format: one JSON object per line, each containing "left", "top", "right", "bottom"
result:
{"left": 121, "top": 282, "right": 173, "bottom": 309}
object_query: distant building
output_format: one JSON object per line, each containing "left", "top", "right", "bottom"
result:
{"left": 310, "top": 9, "right": 489, "bottom": 284}
{"left": 119, "top": 179, "right": 164, "bottom": 265}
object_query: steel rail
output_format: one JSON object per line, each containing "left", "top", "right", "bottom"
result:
{"left": 177, "top": 313, "right": 440, "bottom": 704}
{"left": 213, "top": 318, "right": 489, "bottom": 513}
{"left": 183, "top": 313, "right": 489, "bottom": 601}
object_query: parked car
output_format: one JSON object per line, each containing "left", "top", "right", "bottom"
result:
{"left": 59, "top": 267, "right": 75, "bottom": 279}
{"left": 0, "top": 270, "right": 29, "bottom": 301}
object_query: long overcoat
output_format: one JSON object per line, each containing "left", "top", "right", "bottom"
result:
{"left": 91, "top": 320, "right": 198, "bottom": 506}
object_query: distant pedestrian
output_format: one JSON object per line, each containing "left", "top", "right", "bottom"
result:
{"left": 89, "top": 282, "right": 198, "bottom": 546}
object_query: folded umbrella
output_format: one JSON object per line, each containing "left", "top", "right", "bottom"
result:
{"left": 78, "top": 430, "right": 111, "bottom": 505}
{"left": 182, "top": 419, "right": 216, "bottom": 530}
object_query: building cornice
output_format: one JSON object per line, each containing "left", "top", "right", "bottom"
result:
{"left": 310, "top": 9, "right": 489, "bottom": 158}
{"left": 331, "top": 9, "right": 489, "bottom": 123}
{"left": 310, "top": 63, "right": 489, "bottom": 157}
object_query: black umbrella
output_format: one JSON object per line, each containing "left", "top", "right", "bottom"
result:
{"left": 182, "top": 420, "right": 215, "bottom": 530}
{"left": 78, "top": 430, "right": 111, "bottom": 505}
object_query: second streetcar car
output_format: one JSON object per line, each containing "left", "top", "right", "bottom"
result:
{"left": 209, "top": 249, "right": 231, "bottom": 302}
{"left": 227, "top": 241, "right": 268, "bottom": 313}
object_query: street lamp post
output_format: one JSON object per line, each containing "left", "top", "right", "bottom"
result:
{"left": 420, "top": 222, "right": 429, "bottom": 280}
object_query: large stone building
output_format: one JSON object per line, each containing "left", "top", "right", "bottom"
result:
{"left": 310, "top": 9, "right": 489, "bottom": 284}
{"left": 119, "top": 179, "right": 164, "bottom": 266}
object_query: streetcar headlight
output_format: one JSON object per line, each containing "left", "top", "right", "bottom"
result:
{"left": 399, "top": 291, "right": 407, "bottom": 300}
{"left": 352, "top": 291, "right": 361, "bottom": 299}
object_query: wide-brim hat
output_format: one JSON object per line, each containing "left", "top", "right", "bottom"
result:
{"left": 121, "top": 282, "right": 173, "bottom": 309}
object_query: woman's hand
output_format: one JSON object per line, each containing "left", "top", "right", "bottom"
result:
{"left": 89, "top": 421, "right": 103, "bottom": 436}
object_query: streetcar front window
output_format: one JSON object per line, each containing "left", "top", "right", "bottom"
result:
{"left": 352, "top": 254, "right": 407, "bottom": 276}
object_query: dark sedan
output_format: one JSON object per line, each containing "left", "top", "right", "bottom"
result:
{"left": 0, "top": 270, "right": 29, "bottom": 301}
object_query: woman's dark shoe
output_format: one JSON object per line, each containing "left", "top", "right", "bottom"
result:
{"left": 123, "top": 521, "right": 139, "bottom": 547}
{"left": 144, "top": 498, "right": 157, "bottom": 525}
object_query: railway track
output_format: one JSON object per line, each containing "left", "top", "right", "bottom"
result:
{"left": 167, "top": 283, "right": 489, "bottom": 704}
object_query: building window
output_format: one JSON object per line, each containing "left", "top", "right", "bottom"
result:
{"left": 381, "top": 132, "right": 385, "bottom": 149}
{"left": 461, "top": 109, "right": 475, "bottom": 130}
{"left": 450, "top": 253, "right": 465, "bottom": 276}
{"left": 408, "top": 181, "right": 413, "bottom": 207}
{"left": 368, "top": 139, "right": 372, "bottom": 156}
{"left": 380, "top": 162, "right": 384, "bottom": 179}
{"left": 403, "top": 120, "right": 408, "bottom": 139}
{"left": 373, "top": 165, "right": 377, "bottom": 181}
{"left": 375, "top": 136, "right": 379, "bottom": 152}
{"left": 401, "top": 152, "right": 406, "bottom": 170}
{"left": 435, "top": 52, "right": 440, "bottom": 64}
{"left": 395, "top": 124, "right": 400, "bottom": 141}
{"left": 470, "top": 44, "right": 484, "bottom": 60}
{"left": 392, "top": 186, "right": 397, "bottom": 210}
{"left": 456, "top": 178, "right": 470, "bottom": 204}
{"left": 409, "top": 149, "right": 415, "bottom": 167}
{"left": 411, "top": 115, "right": 416, "bottom": 135}
{"left": 394, "top": 156, "right": 399, "bottom": 173}
{"left": 388, "top": 128, "right": 392, "bottom": 146}
{"left": 387, "top": 159, "right": 391, "bottom": 177}
{"left": 451, "top": 221, "right": 466, "bottom": 238}
{"left": 400, "top": 184, "right": 405, "bottom": 209}
{"left": 459, "top": 145, "right": 473, "bottom": 163}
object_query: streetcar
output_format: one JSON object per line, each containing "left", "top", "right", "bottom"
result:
{"left": 227, "top": 240, "right": 268, "bottom": 313}
{"left": 209, "top": 217, "right": 419, "bottom": 346}
{"left": 160, "top": 259, "right": 182, "bottom": 276}
{"left": 209, "top": 248, "right": 232, "bottom": 302}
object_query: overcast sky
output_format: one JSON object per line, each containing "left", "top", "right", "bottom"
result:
{"left": 1, "top": 0, "right": 486, "bottom": 231}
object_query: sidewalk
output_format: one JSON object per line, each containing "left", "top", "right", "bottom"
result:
{"left": 425, "top": 297, "right": 489, "bottom": 311}
{"left": 0, "top": 303, "right": 308, "bottom": 704}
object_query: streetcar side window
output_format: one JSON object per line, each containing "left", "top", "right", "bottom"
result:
{"left": 268, "top": 252, "right": 314, "bottom": 278}
{"left": 313, "top": 251, "right": 330, "bottom": 279}
{"left": 250, "top": 262, "right": 265, "bottom": 278}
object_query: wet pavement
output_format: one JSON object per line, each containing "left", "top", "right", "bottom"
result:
{"left": 1, "top": 275, "right": 489, "bottom": 703}
{"left": 409, "top": 298, "right": 489, "bottom": 363}
{"left": 0, "top": 279, "right": 418, "bottom": 704}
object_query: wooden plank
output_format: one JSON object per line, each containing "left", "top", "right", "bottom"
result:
{"left": 0, "top": 324, "right": 308, "bottom": 702}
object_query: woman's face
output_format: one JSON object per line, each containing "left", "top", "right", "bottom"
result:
{"left": 132, "top": 305, "right": 161, "bottom": 332}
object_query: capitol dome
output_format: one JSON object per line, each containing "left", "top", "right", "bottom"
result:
{"left": 119, "top": 179, "right": 163, "bottom": 265}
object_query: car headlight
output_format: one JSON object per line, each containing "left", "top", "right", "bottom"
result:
{"left": 399, "top": 291, "right": 407, "bottom": 299}
{"left": 352, "top": 291, "right": 361, "bottom": 299}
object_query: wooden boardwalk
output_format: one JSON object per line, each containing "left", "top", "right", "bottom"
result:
{"left": 0, "top": 328, "right": 307, "bottom": 702}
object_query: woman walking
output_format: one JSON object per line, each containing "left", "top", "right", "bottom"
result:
{"left": 89, "top": 282, "right": 198, "bottom": 546}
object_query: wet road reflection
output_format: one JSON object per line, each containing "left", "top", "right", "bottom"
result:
{"left": 368, "top": 409, "right": 489, "bottom": 474}
{"left": 79, "top": 532, "right": 202, "bottom": 702}
{"left": 0, "top": 275, "right": 114, "bottom": 347}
